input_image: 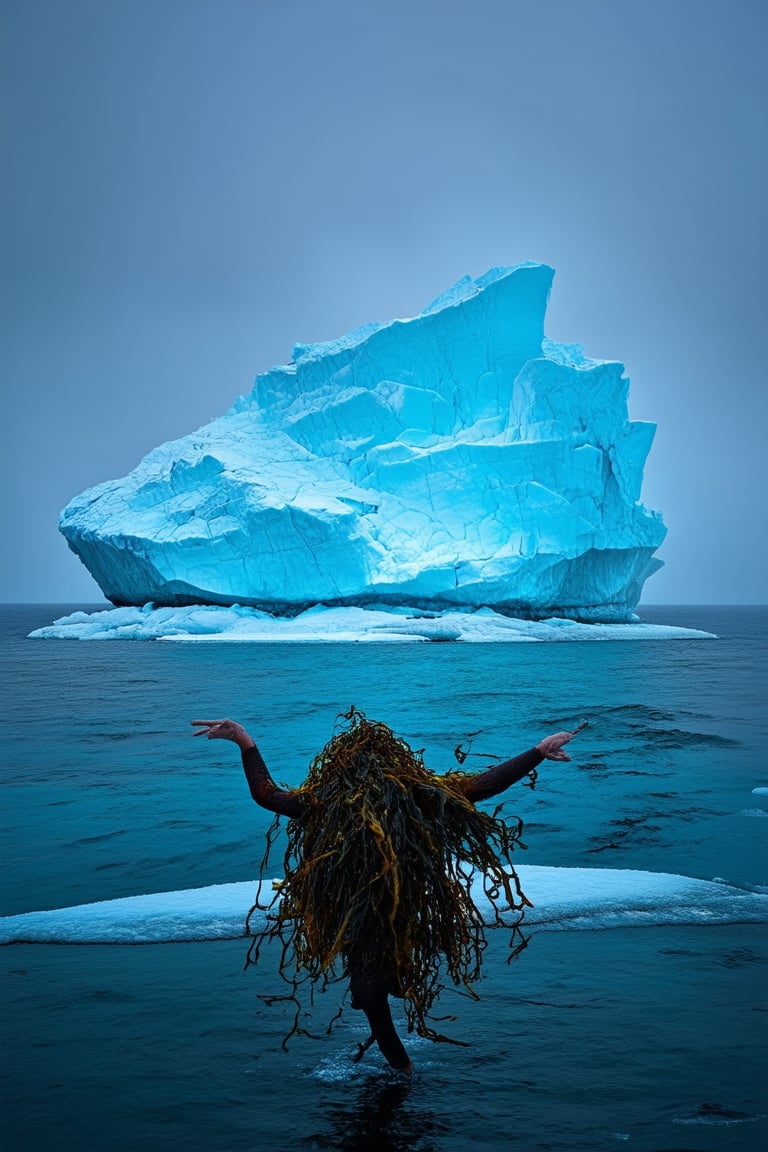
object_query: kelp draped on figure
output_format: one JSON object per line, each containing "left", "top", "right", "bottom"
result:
{"left": 193, "top": 708, "right": 583, "bottom": 1072}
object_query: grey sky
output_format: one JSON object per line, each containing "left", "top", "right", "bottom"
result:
{"left": 2, "top": 0, "right": 766, "bottom": 604}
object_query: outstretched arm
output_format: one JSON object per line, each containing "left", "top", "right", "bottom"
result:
{"left": 460, "top": 724, "right": 586, "bottom": 803}
{"left": 191, "top": 719, "right": 304, "bottom": 818}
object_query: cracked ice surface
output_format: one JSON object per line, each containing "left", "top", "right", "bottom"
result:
{"left": 59, "top": 264, "right": 667, "bottom": 621}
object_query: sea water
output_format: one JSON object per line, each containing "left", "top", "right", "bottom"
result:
{"left": 1, "top": 604, "right": 766, "bottom": 1150}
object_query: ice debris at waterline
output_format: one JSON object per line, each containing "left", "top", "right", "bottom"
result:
{"left": 60, "top": 264, "right": 666, "bottom": 622}
{"left": 29, "top": 603, "right": 716, "bottom": 642}
{"left": 2, "top": 868, "right": 765, "bottom": 945}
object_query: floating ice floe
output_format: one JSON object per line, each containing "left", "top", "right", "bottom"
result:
{"left": 2, "top": 866, "right": 764, "bottom": 945}
{"left": 29, "top": 603, "right": 716, "bottom": 642}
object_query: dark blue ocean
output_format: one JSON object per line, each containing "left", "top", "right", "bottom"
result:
{"left": 2, "top": 604, "right": 766, "bottom": 1151}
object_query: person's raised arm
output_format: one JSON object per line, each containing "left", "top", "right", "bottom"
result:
{"left": 191, "top": 719, "right": 304, "bottom": 818}
{"left": 460, "top": 724, "right": 586, "bottom": 803}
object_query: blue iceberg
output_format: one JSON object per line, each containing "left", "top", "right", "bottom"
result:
{"left": 60, "top": 263, "right": 666, "bottom": 622}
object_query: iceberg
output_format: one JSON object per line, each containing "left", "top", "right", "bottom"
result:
{"left": 60, "top": 263, "right": 667, "bottom": 621}
{"left": 2, "top": 868, "right": 766, "bottom": 945}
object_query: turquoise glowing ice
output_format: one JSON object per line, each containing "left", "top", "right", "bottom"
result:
{"left": 60, "top": 263, "right": 666, "bottom": 621}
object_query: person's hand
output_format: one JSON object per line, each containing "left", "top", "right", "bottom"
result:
{"left": 536, "top": 722, "right": 587, "bottom": 761}
{"left": 191, "top": 720, "right": 254, "bottom": 750}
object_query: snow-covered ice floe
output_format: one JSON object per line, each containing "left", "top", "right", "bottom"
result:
{"left": 29, "top": 603, "right": 716, "bottom": 642}
{"left": 2, "top": 867, "right": 764, "bottom": 945}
